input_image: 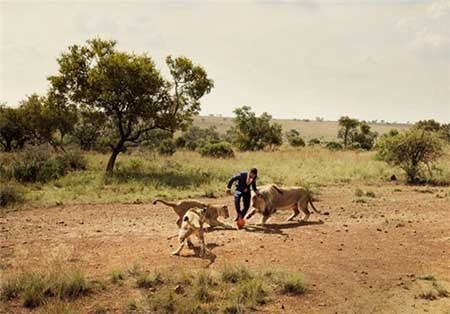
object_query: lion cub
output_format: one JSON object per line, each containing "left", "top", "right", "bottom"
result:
{"left": 172, "top": 207, "right": 208, "bottom": 257}
{"left": 153, "top": 199, "right": 230, "bottom": 229}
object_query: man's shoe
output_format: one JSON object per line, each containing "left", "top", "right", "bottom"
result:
{"left": 234, "top": 216, "right": 240, "bottom": 222}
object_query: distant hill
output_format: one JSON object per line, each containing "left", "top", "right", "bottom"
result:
{"left": 193, "top": 116, "right": 410, "bottom": 141}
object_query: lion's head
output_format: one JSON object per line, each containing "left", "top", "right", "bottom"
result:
{"left": 251, "top": 193, "right": 266, "bottom": 212}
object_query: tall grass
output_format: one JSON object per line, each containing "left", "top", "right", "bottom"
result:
{"left": 7, "top": 147, "right": 406, "bottom": 206}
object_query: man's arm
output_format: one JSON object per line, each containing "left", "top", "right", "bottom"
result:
{"left": 227, "top": 173, "right": 240, "bottom": 189}
{"left": 252, "top": 177, "right": 258, "bottom": 192}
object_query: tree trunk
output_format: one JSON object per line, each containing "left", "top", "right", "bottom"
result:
{"left": 344, "top": 128, "right": 349, "bottom": 147}
{"left": 4, "top": 140, "right": 12, "bottom": 152}
{"left": 106, "top": 142, "right": 124, "bottom": 173}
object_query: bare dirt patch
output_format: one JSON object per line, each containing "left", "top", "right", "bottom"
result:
{"left": 1, "top": 183, "right": 449, "bottom": 313}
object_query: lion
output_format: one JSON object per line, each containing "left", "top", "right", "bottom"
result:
{"left": 152, "top": 199, "right": 230, "bottom": 229}
{"left": 246, "top": 185, "right": 321, "bottom": 225}
{"left": 171, "top": 207, "right": 209, "bottom": 257}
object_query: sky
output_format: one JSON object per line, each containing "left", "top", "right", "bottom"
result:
{"left": 1, "top": 0, "right": 449, "bottom": 123}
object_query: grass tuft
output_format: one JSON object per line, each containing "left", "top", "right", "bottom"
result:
{"left": 0, "top": 269, "right": 93, "bottom": 308}
{"left": 111, "top": 269, "right": 125, "bottom": 284}
{"left": 136, "top": 272, "right": 163, "bottom": 289}
{"left": 221, "top": 265, "right": 253, "bottom": 283}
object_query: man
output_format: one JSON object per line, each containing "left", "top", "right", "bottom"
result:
{"left": 226, "top": 168, "right": 258, "bottom": 221}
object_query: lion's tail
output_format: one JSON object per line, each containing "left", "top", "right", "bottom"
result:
{"left": 153, "top": 199, "right": 177, "bottom": 208}
{"left": 308, "top": 199, "right": 321, "bottom": 214}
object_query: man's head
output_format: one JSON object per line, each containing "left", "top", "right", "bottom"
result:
{"left": 249, "top": 168, "right": 258, "bottom": 179}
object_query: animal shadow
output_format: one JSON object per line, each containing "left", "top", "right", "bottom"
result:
{"left": 176, "top": 243, "right": 218, "bottom": 265}
{"left": 265, "top": 220, "right": 324, "bottom": 229}
{"left": 244, "top": 220, "right": 324, "bottom": 234}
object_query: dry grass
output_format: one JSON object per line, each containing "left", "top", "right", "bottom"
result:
{"left": 11, "top": 148, "right": 404, "bottom": 206}
{"left": 1, "top": 269, "right": 93, "bottom": 308}
{"left": 123, "top": 265, "right": 306, "bottom": 314}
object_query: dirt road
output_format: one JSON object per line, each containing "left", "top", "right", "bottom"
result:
{"left": 1, "top": 183, "right": 449, "bottom": 313}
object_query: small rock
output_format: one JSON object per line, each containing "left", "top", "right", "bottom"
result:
{"left": 96, "top": 230, "right": 102, "bottom": 233}
{"left": 377, "top": 228, "right": 382, "bottom": 232}
{"left": 318, "top": 303, "right": 326, "bottom": 307}
{"left": 281, "top": 304, "right": 285, "bottom": 310}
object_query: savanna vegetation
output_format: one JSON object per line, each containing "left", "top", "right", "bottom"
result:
{"left": 1, "top": 37, "right": 449, "bottom": 210}
{"left": 1, "top": 263, "right": 305, "bottom": 313}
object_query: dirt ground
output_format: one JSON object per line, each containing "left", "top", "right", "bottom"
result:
{"left": 1, "top": 183, "right": 450, "bottom": 314}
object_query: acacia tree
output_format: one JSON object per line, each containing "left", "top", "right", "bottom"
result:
{"left": 48, "top": 39, "right": 213, "bottom": 172}
{"left": 338, "top": 116, "right": 359, "bottom": 147}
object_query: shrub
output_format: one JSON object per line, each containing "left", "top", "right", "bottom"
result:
{"left": 377, "top": 129, "right": 445, "bottom": 183}
{"left": 198, "top": 142, "right": 235, "bottom": 158}
{"left": 326, "top": 141, "right": 343, "bottom": 150}
{"left": 57, "top": 150, "right": 87, "bottom": 171}
{"left": 12, "top": 147, "right": 87, "bottom": 183}
{"left": 286, "top": 129, "right": 305, "bottom": 147}
{"left": 176, "top": 126, "right": 220, "bottom": 151}
{"left": 158, "top": 139, "right": 176, "bottom": 156}
{"left": 0, "top": 184, "right": 24, "bottom": 207}
{"left": 308, "top": 138, "right": 321, "bottom": 146}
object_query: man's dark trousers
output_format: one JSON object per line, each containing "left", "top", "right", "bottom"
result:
{"left": 234, "top": 191, "right": 251, "bottom": 218}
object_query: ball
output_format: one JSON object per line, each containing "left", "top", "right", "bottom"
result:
{"left": 236, "top": 217, "right": 246, "bottom": 229}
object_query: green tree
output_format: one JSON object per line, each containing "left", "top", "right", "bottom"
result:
{"left": 353, "top": 121, "right": 378, "bottom": 150}
{"left": 415, "top": 119, "right": 441, "bottom": 132}
{"left": 286, "top": 129, "right": 305, "bottom": 147}
{"left": 230, "top": 106, "right": 283, "bottom": 151}
{"left": 19, "top": 94, "right": 61, "bottom": 150}
{"left": 337, "top": 116, "right": 360, "bottom": 147}
{"left": 0, "top": 104, "right": 27, "bottom": 151}
{"left": 72, "top": 110, "right": 107, "bottom": 150}
{"left": 376, "top": 128, "right": 445, "bottom": 183}
{"left": 46, "top": 94, "right": 78, "bottom": 144}
{"left": 440, "top": 123, "right": 450, "bottom": 142}
{"left": 176, "top": 126, "right": 220, "bottom": 150}
{"left": 48, "top": 39, "right": 213, "bottom": 172}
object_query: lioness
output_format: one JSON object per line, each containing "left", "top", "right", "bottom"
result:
{"left": 172, "top": 207, "right": 208, "bottom": 257}
{"left": 153, "top": 199, "right": 230, "bottom": 228}
{"left": 246, "top": 185, "right": 320, "bottom": 225}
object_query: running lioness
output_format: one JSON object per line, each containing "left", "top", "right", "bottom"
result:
{"left": 172, "top": 207, "right": 209, "bottom": 257}
{"left": 246, "top": 185, "right": 321, "bottom": 225}
{"left": 153, "top": 199, "right": 230, "bottom": 228}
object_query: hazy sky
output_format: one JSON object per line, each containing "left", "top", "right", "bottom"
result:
{"left": 1, "top": 0, "right": 449, "bottom": 122}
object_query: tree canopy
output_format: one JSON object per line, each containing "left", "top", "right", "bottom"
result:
{"left": 229, "top": 106, "right": 283, "bottom": 151}
{"left": 48, "top": 38, "right": 213, "bottom": 172}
